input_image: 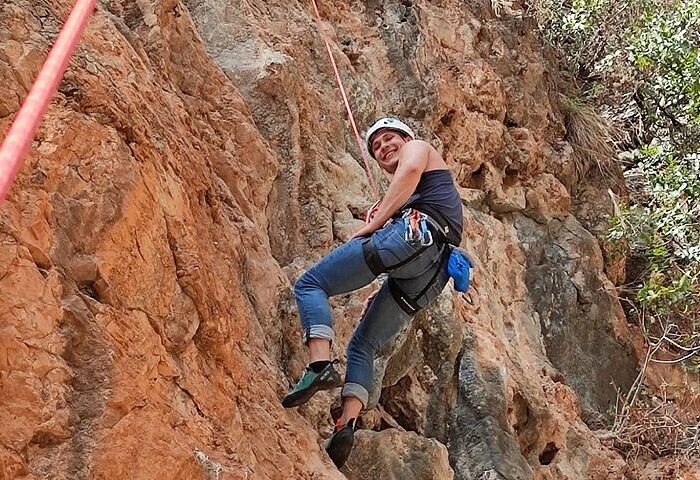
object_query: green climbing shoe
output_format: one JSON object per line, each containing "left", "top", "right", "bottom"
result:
{"left": 282, "top": 361, "right": 343, "bottom": 408}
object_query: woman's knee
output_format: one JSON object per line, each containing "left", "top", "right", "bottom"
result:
{"left": 293, "top": 271, "right": 317, "bottom": 300}
{"left": 347, "top": 332, "right": 378, "bottom": 358}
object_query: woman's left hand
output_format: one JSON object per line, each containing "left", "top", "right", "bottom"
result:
{"left": 352, "top": 222, "right": 380, "bottom": 239}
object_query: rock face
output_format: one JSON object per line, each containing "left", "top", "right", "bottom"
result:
{"left": 0, "top": 1, "right": 691, "bottom": 480}
{"left": 343, "top": 429, "right": 454, "bottom": 480}
{"left": 515, "top": 214, "right": 637, "bottom": 416}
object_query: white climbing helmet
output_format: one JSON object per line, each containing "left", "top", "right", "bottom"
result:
{"left": 365, "top": 117, "right": 415, "bottom": 158}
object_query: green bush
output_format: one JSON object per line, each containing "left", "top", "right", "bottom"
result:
{"left": 532, "top": 0, "right": 700, "bottom": 333}
{"left": 531, "top": 0, "right": 700, "bottom": 150}
{"left": 608, "top": 148, "right": 699, "bottom": 317}
{"left": 630, "top": 1, "right": 700, "bottom": 154}
{"left": 532, "top": 0, "right": 700, "bottom": 460}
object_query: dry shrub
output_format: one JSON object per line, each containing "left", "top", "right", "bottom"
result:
{"left": 609, "top": 391, "right": 699, "bottom": 461}
{"left": 600, "top": 318, "right": 700, "bottom": 462}
{"left": 561, "top": 96, "right": 624, "bottom": 189}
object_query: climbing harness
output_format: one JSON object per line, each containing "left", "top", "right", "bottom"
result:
{"left": 0, "top": 0, "right": 97, "bottom": 207}
{"left": 309, "top": 0, "right": 380, "bottom": 200}
{"left": 362, "top": 209, "right": 448, "bottom": 276}
{"left": 361, "top": 207, "right": 472, "bottom": 315}
{"left": 387, "top": 244, "right": 452, "bottom": 315}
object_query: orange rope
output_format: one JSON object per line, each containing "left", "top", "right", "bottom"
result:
{"left": 309, "top": 0, "right": 380, "bottom": 201}
{"left": 0, "top": 0, "right": 97, "bottom": 206}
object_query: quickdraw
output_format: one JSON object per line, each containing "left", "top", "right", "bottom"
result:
{"left": 402, "top": 209, "right": 434, "bottom": 247}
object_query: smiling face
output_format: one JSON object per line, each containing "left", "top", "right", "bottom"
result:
{"left": 370, "top": 129, "right": 411, "bottom": 173}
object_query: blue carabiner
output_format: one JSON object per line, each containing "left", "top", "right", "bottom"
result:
{"left": 403, "top": 217, "right": 411, "bottom": 242}
{"left": 420, "top": 217, "right": 433, "bottom": 246}
{"left": 421, "top": 228, "right": 433, "bottom": 246}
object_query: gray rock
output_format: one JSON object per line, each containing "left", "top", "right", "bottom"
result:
{"left": 514, "top": 214, "right": 637, "bottom": 417}
{"left": 343, "top": 429, "right": 454, "bottom": 480}
{"left": 448, "top": 340, "right": 534, "bottom": 480}
{"left": 379, "top": 291, "right": 463, "bottom": 440}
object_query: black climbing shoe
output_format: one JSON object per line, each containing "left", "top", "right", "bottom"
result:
{"left": 282, "top": 360, "right": 343, "bottom": 408}
{"left": 325, "top": 417, "right": 356, "bottom": 468}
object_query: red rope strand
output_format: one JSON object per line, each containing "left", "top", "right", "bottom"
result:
{"left": 309, "top": 0, "right": 380, "bottom": 201}
{"left": 0, "top": 0, "right": 97, "bottom": 206}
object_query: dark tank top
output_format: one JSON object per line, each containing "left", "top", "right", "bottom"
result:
{"left": 403, "top": 169, "right": 463, "bottom": 244}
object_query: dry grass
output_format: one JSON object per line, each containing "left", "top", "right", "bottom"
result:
{"left": 605, "top": 388, "right": 700, "bottom": 461}
{"left": 561, "top": 96, "right": 625, "bottom": 189}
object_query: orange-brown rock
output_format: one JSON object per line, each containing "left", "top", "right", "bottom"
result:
{"left": 1, "top": 1, "right": 696, "bottom": 480}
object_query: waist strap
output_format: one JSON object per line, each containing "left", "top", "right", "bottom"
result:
{"left": 362, "top": 234, "right": 432, "bottom": 276}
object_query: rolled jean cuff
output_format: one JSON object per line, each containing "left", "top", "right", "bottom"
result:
{"left": 341, "top": 382, "right": 369, "bottom": 407}
{"left": 303, "top": 324, "right": 335, "bottom": 344}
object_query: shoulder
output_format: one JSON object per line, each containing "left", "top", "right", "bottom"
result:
{"left": 402, "top": 140, "right": 445, "bottom": 167}
{"left": 405, "top": 139, "right": 432, "bottom": 151}
{"left": 401, "top": 139, "right": 433, "bottom": 156}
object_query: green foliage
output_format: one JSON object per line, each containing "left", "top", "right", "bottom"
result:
{"left": 531, "top": 0, "right": 700, "bottom": 151}
{"left": 630, "top": 1, "right": 700, "bottom": 153}
{"left": 607, "top": 148, "right": 699, "bottom": 316}
{"left": 532, "top": 0, "right": 700, "bottom": 323}
{"left": 530, "top": 0, "right": 656, "bottom": 89}
{"left": 535, "top": 0, "right": 700, "bottom": 458}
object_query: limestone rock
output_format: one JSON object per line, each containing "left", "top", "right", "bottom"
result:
{"left": 343, "top": 429, "right": 454, "bottom": 480}
{"left": 481, "top": 163, "right": 527, "bottom": 213}
{"left": 515, "top": 215, "right": 637, "bottom": 415}
{"left": 524, "top": 173, "right": 571, "bottom": 223}
{"left": 0, "top": 0, "right": 690, "bottom": 479}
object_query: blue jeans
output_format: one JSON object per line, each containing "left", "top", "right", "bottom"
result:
{"left": 294, "top": 218, "right": 450, "bottom": 406}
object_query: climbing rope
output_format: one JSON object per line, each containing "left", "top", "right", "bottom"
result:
{"left": 0, "top": 0, "right": 97, "bottom": 207}
{"left": 309, "top": 0, "right": 380, "bottom": 201}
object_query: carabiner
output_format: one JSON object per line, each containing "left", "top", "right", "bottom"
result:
{"left": 462, "top": 292, "right": 474, "bottom": 305}
{"left": 403, "top": 217, "right": 412, "bottom": 242}
{"left": 421, "top": 228, "right": 434, "bottom": 246}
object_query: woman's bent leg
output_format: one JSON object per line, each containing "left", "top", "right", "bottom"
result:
{"left": 294, "top": 238, "right": 376, "bottom": 344}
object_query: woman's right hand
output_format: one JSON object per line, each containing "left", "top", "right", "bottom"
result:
{"left": 365, "top": 200, "right": 381, "bottom": 224}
